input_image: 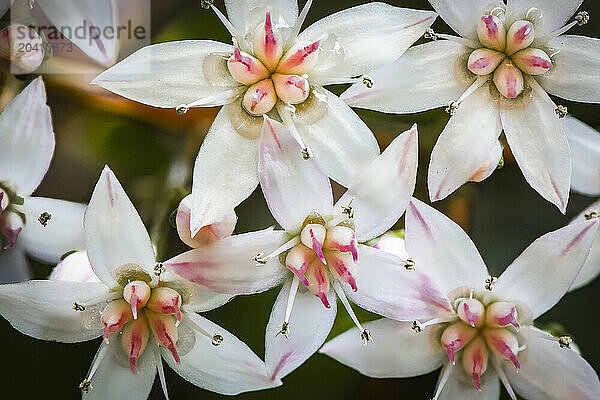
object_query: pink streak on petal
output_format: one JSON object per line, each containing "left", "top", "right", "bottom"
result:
{"left": 105, "top": 169, "right": 115, "bottom": 208}
{"left": 3, "top": 227, "right": 21, "bottom": 250}
{"left": 270, "top": 351, "right": 293, "bottom": 382}
{"left": 482, "top": 15, "right": 498, "bottom": 36}
{"left": 561, "top": 220, "right": 597, "bottom": 256}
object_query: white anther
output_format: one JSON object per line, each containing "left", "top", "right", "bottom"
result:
{"left": 424, "top": 28, "right": 438, "bottom": 41}
{"left": 176, "top": 104, "right": 189, "bottom": 115}
{"left": 555, "top": 105, "right": 568, "bottom": 118}
{"left": 575, "top": 11, "right": 590, "bottom": 26}
{"left": 584, "top": 210, "right": 599, "bottom": 220}
{"left": 37, "top": 212, "right": 51, "bottom": 226}
{"left": 559, "top": 335, "right": 573, "bottom": 349}
{"left": 362, "top": 75, "right": 374, "bottom": 88}
{"left": 484, "top": 275, "right": 498, "bottom": 291}
{"left": 445, "top": 101, "right": 459, "bottom": 115}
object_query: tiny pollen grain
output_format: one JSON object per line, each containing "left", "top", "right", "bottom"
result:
{"left": 411, "top": 320, "right": 423, "bottom": 333}
{"left": 362, "top": 75, "right": 374, "bottom": 88}
{"left": 200, "top": 0, "right": 214, "bottom": 10}
{"left": 38, "top": 212, "right": 52, "bottom": 227}
{"left": 555, "top": 105, "right": 568, "bottom": 118}
{"left": 575, "top": 11, "right": 590, "bottom": 26}
{"left": 403, "top": 258, "right": 415, "bottom": 271}
{"left": 176, "top": 104, "right": 189, "bottom": 115}
{"left": 559, "top": 335, "right": 573, "bottom": 349}
{"left": 212, "top": 334, "right": 224, "bottom": 346}
{"left": 424, "top": 28, "right": 438, "bottom": 41}
{"left": 301, "top": 147, "right": 313, "bottom": 160}
{"left": 445, "top": 101, "right": 459, "bottom": 116}
{"left": 584, "top": 210, "right": 599, "bottom": 220}
{"left": 361, "top": 329, "right": 373, "bottom": 346}
{"left": 72, "top": 301, "right": 86, "bottom": 312}
{"left": 484, "top": 275, "right": 498, "bottom": 291}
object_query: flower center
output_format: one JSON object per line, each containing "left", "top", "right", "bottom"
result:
{"left": 439, "top": 295, "right": 521, "bottom": 391}
{"left": 283, "top": 213, "right": 358, "bottom": 308}
{"left": 226, "top": 11, "right": 319, "bottom": 116}
{"left": 467, "top": 14, "right": 553, "bottom": 99}
{"left": 0, "top": 185, "right": 24, "bottom": 250}
{"left": 100, "top": 266, "right": 184, "bottom": 373}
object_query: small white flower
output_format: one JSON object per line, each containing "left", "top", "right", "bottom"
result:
{"left": 163, "top": 117, "right": 420, "bottom": 383}
{"left": 0, "top": 166, "right": 278, "bottom": 399}
{"left": 321, "top": 198, "right": 600, "bottom": 400}
{"left": 343, "top": 0, "right": 600, "bottom": 213}
{"left": 92, "top": 0, "right": 436, "bottom": 235}
{"left": 0, "top": 77, "right": 85, "bottom": 283}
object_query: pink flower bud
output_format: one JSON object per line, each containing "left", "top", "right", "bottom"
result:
{"left": 101, "top": 299, "right": 133, "bottom": 343}
{"left": 467, "top": 48, "right": 505, "bottom": 75}
{"left": 485, "top": 301, "right": 520, "bottom": 330}
{"left": 277, "top": 39, "right": 320, "bottom": 75}
{"left": 175, "top": 195, "right": 236, "bottom": 248}
{"left": 272, "top": 73, "right": 310, "bottom": 104}
{"left": 121, "top": 315, "right": 150, "bottom": 373}
{"left": 285, "top": 244, "right": 312, "bottom": 286}
{"left": 440, "top": 322, "right": 477, "bottom": 364}
{"left": 242, "top": 79, "right": 277, "bottom": 115}
{"left": 306, "top": 259, "right": 331, "bottom": 308}
{"left": 324, "top": 225, "right": 358, "bottom": 262}
{"left": 493, "top": 60, "right": 524, "bottom": 99}
{"left": 227, "top": 42, "right": 269, "bottom": 85}
{"left": 301, "top": 223, "right": 327, "bottom": 264}
{"left": 477, "top": 15, "right": 506, "bottom": 51}
{"left": 457, "top": 298, "right": 485, "bottom": 327}
{"left": 123, "top": 280, "right": 151, "bottom": 319}
{"left": 326, "top": 250, "right": 357, "bottom": 291}
{"left": 484, "top": 328, "right": 521, "bottom": 372}
{"left": 146, "top": 287, "right": 183, "bottom": 326}
{"left": 505, "top": 20, "right": 535, "bottom": 55}
{"left": 253, "top": 11, "right": 283, "bottom": 71}
{"left": 462, "top": 337, "right": 489, "bottom": 391}
{"left": 0, "top": 25, "right": 44, "bottom": 74}
{"left": 146, "top": 311, "right": 180, "bottom": 364}
{"left": 511, "top": 48, "right": 553, "bottom": 75}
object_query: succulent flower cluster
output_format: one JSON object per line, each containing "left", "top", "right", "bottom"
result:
{"left": 0, "top": 1, "right": 599, "bottom": 399}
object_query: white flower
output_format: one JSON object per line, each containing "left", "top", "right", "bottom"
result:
{"left": 343, "top": 0, "right": 600, "bottom": 213}
{"left": 91, "top": 0, "right": 436, "bottom": 235}
{"left": 0, "top": 77, "right": 85, "bottom": 283}
{"left": 0, "top": 166, "right": 278, "bottom": 399}
{"left": 163, "top": 117, "right": 420, "bottom": 383}
{"left": 321, "top": 198, "right": 600, "bottom": 400}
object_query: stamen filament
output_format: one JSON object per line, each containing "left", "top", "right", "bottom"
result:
{"left": 438, "top": 34, "right": 480, "bottom": 48}
{"left": 276, "top": 103, "right": 309, "bottom": 152}
{"left": 540, "top": 21, "right": 577, "bottom": 43}
{"left": 326, "top": 214, "right": 348, "bottom": 229}
{"left": 178, "top": 87, "right": 244, "bottom": 111}
{"left": 288, "top": 0, "right": 313, "bottom": 45}
{"left": 84, "top": 342, "right": 109, "bottom": 384}
{"left": 433, "top": 362, "right": 452, "bottom": 399}
{"left": 210, "top": 4, "right": 245, "bottom": 46}
{"left": 457, "top": 76, "right": 489, "bottom": 104}
{"left": 268, "top": 236, "right": 301, "bottom": 260}
{"left": 285, "top": 276, "right": 300, "bottom": 324}
{"left": 492, "top": 357, "right": 518, "bottom": 400}
{"left": 154, "top": 346, "right": 170, "bottom": 400}
{"left": 182, "top": 314, "right": 219, "bottom": 342}
{"left": 333, "top": 281, "right": 372, "bottom": 346}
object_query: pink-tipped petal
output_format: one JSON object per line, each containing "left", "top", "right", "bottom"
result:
{"left": 511, "top": 48, "right": 553, "bottom": 76}
{"left": 146, "top": 311, "right": 180, "bottom": 364}
{"left": 101, "top": 299, "right": 133, "bottom": 344}
{"left": 277, "top": 39, "right": 320, "bottom": 75}
{"left": 285, "top": 244, "right": 312, "bottom": 287}
{"left": 484, "top": 328, "right": 521, "bottom": 372}
{"left": 253, "top": 11, "right": 284, "bottom": 71}
{"left": 227, "top": 42, "right": 269, "bottom": 85}
{"left": 493, "top": 60, "right": 524, "bottom": 99}
{"left": 301, "top": 224, "right": 327, "bottom": 264}
{"left": 468, "top": 48, "right": 505, "bottom": 75}
{"left": 1, "top": 212, "right": 23, "bottom": 250}
{"left": 462, "top": 338, "right": 489, "bottom": 391}
{"left": 505, "top": 20, "right": 534, "bottom": 55}
{"left": 326, "top": 250, "right": 358, "bottom": 292}
{"left": 457, "top": 299, "right": 485, "bottom": 328}
{"left": 242, "top": 79, "right": 277, "bottom": 116}
{"left": 440, "top": 322, "right": 476, "bottom": 365}
{"left": 271, "top": 73, "right": 310, "bottom": 104}
{"left": 121, "top": 315, "right": 150, "bottom": 374}
{"left": 306, "top": 259, "right": 331, "bottom": 308}
{"left": 486, "top": 302, "right": 520, "bottom": 330}
{"left": 477, "top": 14, "right": 506, "bottom": 51}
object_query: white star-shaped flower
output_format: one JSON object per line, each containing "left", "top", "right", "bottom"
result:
{"left": 0, "top": 166, "right": 278, "bottom": 399}
{"left": 92, "top": 0, "right": 436, "bottom": 235}
{"left": 321, "top": 198, "right": 600, "bottom": 400}
{"left": 343, "top": 0, "right": 600, "bottom": 213}
{"left": 163, "top": 117, "right": 420, "bottom": 383}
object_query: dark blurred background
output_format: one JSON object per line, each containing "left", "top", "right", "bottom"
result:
{"left": 0, "top": 0, "right": 599, "bottom": 399}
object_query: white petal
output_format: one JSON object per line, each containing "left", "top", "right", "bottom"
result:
{"left": 84, "top": 166, "right": 156, "bottom": 288}
{"left": 336, "top": 124, "right": 418, "bottom": 242}
{"left": 0, "top": 280, "right": 107, "bottom": 342}
{"left": 163, "top": 313, "right": 279, "bottom": 395}
{"left": 0, "top": 77, "right": 53, "bottom": 196}
{"left": 429, "top": 0, "right": 504, "bottom": 39}
{"left": 19, "top": 197, "right": 86, "bottom": 264}
{"left": 405, "top": 198, "right": 490, "bottom": 295}
{"left": 190, "top": 106, "right": 259, "bottom": 235}
{"left": 504, "top": 326, "right": 600, "bottom": 400}
{"left": 494, "top": 219, "right": 599, "bottom": 318}
{"left": 265, "top": 278, "right": 337, "bottom": 381}
{"left": 49, "top": 251, "right": 100, "bottom": 283}
{"left": 506, "top": 0, "right": 583, "bottom": 38}
{"left": 0, "top": 246, "right": 31, "bottom": 284}
{"left": 537, "top": 35, "right": 600, "bottom": 104}
{"left": 569, "top": 200, "right": 600, "bottom": 291}
{"left": 92, "top": 40, "right": 238, "bottom": 108}
{"left": 345, "top": 245, "right": 452, "bottom": 322}
{"left": 37, "top": 0, "right": 119, "bottom": 66}
{"left": 83, "top": 341, "right": 156, "bottom": 400}
{"left": 428, "top": 83, "right": 502, "bottom": 202}
{"left": 225, "top": 0, "right": 298, "bottom": 34}
{"left": 180, "top": 283, "right": 235, "bottom": 313}
{"left": 164, "top": 228, "right": 288, "bottom": 295}
{"left": 373, "top": 235, "right": 409, "bottom": 258}
{"left": 259, "top": 117, "right": 333, "bottom": 232}
{"left": 500, "top": 77, "right": 571, "bottom": 213}
{"left": 563, "top": 116, "right": 600, "bottom": 196}
{"left": 320, "top": 319, "right": 445, "bottom": 378}
{"left": 437, "top": 366, "right": 500, "bottom": 400}
{"left": 300, "top": 3, "right": 436, "bottom": 82}
{"left": 342, "top": 41, "right": 472, "bottom": 114}
{"left": 293, "top": 87, "right": 379, "bottom": 187}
